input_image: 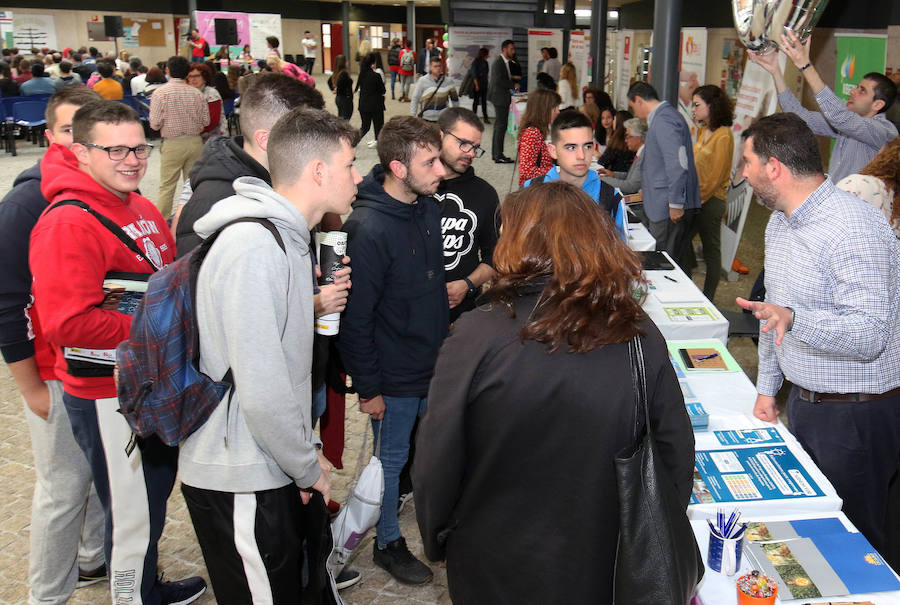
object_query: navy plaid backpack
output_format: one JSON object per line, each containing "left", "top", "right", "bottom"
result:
{"left": 116, "top": 217, "right": 284, "bottom": 452}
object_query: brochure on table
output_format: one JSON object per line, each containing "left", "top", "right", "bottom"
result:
{"left": 743, "top": 517, "right": 900, "bottom": 600}
{"left": 691, "top": 445, "right": 824, "bottom": 505}
{"left": 641, "top": 252, "right": 728, "bottom": 343}
{"left": 691, "top": 512, "right": 900, "bottom": 605}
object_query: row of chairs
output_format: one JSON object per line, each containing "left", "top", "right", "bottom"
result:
{"left": 2, "top": 91, "right": 240, "bottom": 156}
{"left": 2, "top": 94, "right": 51, "bottom": 156}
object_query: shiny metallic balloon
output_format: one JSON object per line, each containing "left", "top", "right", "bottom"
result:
{"left": 733, "top": 0, "right": 830, "bottom": 54}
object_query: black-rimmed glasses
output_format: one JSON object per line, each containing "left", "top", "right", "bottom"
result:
{"left": 80, "top": 142, "right": 154, "bottom": 161}
{"left": 444, "top": 131, "right": 486, "bottom": 158}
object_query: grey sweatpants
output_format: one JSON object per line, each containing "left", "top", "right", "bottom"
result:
{"left": 25, "top": 379, "right": 104, "bottom": 605}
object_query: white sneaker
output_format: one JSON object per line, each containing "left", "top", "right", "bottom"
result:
{"left": 366, "top": 140, "right": 378, "bottom": 148}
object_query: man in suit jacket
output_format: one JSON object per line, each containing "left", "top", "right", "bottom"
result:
{"left": 627, "top": 81, "right": 700, "bottom": 264}
{"left": 417, "top": 38, "right": 441, "bottom": 76}
{"left": 488, "top": 40, "right": 516, "bottom": 164}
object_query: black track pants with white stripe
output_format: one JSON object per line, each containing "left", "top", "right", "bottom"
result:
{"left": 63, "top": 394, "right": 178, "bottom": 605}
{"left": 181, "top": 483, "right": 307, "bottom": 604}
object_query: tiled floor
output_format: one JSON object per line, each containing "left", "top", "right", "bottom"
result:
{"left": 0, "top": 73, "right": 768, "bottom": 604}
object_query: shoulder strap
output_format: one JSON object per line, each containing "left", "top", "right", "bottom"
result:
{"left": 47, "top": 199, "right": 158, "bottom": 273}
{"left": 418, "top": 75, "right": 445, "bottom": 116}
{"left": 533, "top": 174, "right": 546, "bottom": 184}
{"left": 628, "top": 335, "right": 649, "bottom": 444}
{"left": 191, "top": 216, "right": 288, "bottom": 378}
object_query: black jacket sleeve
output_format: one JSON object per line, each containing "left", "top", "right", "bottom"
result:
{"left": 0, "top": 183, "right": 43, "bottom": 363}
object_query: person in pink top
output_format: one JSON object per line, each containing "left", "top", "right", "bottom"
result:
{"left": 266, "top": 56, "right": 315, "bottom": 87}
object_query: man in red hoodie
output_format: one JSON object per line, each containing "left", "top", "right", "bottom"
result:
{"left": 30, "top": 100, "right": 206, "bottom": 605}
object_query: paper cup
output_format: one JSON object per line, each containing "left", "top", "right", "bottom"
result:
{"left": 316, "top": 231, "right": 347, "bottom": 336}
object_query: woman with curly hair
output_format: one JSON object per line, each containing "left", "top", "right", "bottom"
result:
{"left": 414, "top": 181, "right": 694, "bottom": 604}
{"left": 516, "top": 88, "right": 561, "bottom": 186}
{"left": 682, "top": 84, "right": 734, "bottom": 300}
{"left": 838, "top": 138, "right": 900, "bottom": 238}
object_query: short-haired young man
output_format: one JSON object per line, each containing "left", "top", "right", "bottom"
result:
{"left": 628, "top": 81, "right": 701, "bottom": 263}
{"left": 0, "top": 86, "right": 107, "bottom": 605}
{"left": 409, "top": 56, "right": 458, "bottom": 122}
{"left": 749, "top": 30, "right": 897, "bottom": 182}
{"left": 435, "top": 107, "right": 499, "bottom": 322}
{"left": 524, "top": 109, "right": 624, "bottom": 215}
{"left": 30, "top": 100, "right": 206, "bottom": 605}
{"left": 178, "top": 107, "right": 362, "bottom": 603}
{"left": 93, "top": 60, "right": 123, "bottom": 100}
{"left": 58, "top": 59, "right": 83, "bottom": 87}
{"left": 149, "top": 55, "right": 209, "bottom": 219}
{"left": 339, "top": 116, "right": 449, "bottom": 585}
{"left": 736, "top": 112, "right": 900, "bottom": 560}
{"left": 174, "top": 72, "right": 326, "bottom": 255}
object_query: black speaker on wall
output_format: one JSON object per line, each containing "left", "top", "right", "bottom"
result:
{"left": 104, "top": 15, "right": 124, "bottom": 38}
{"left": 214, "top": 19, "right": 238, "bottom": 46}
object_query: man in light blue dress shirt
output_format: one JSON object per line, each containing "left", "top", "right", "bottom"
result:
{"left": 749, "top": 30, "right": 897, "bottom": 183}
{"left": 736, "top": 113, "right": 900, "bottom": 560}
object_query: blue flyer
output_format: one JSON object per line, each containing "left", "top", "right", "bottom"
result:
{"left": 691, "top": 445, "right": 824, "bottom": 504}
{"left": 714, "top": 428, "right": 784, "bottom": 446}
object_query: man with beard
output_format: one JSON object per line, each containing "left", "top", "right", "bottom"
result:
{"left": 339, "top": 116, "right": 448, "bottom": 586}
{"left": 736, "top": 113, "right": 900, "bottom": 560}
{"left": 435, "top": 108, "right": 499, "bottom": 323}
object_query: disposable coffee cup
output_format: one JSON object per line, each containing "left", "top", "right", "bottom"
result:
{"left": 708, "top": 530, "right": 744, "bottom": 576}
{"left": 315, "top": 231, "right": 347, "bottom": 336}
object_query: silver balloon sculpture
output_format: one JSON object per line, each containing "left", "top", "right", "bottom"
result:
{"left": 733, "top": 0, "right": 830, "bottom": 53}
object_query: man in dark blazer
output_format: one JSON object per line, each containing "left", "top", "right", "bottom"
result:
{"left": 417, "top": 38, "right": 441, "bottom": 76}
{"left": 627, "top": 81, "right": 700, "bottom": 264}
{"left": 488, "top": 40, "right": 516, "bottom": 163}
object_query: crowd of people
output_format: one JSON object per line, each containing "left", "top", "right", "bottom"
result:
{"left": 0, "top": 24, "right": 899, "bottom": 605}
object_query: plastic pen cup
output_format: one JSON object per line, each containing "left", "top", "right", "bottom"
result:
{"left": 708, "top": 530, "right": 744, "bottom": 576}
{"left": 315, "top": 231, "right": 347, "bottom": 336}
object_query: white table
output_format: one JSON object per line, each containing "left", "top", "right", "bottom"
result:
{"left": 674, "top": 347, "right": 842, "bottom": 518}
{"left": 627, "top": 221, "right": 656, "bottom": 251}
{"left": 643, "top": 252, "right": 729, "bottom": 343}
{"left": 691, "top": 512, "right": 900, "bottom": 604}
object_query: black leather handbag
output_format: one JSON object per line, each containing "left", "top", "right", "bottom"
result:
{"left": 614, "top": 336, "right": 704, "bottom": 604}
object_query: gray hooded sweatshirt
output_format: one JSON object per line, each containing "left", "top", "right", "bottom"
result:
{"left": 179, "top": 176, "right": 322, "bottom": 493}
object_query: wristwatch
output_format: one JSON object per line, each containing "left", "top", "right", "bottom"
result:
{"left": 786, "top": 306, "right": 795, "bottom": 331}
{"left": 463, "top": 276, "right": 478, "bottom": 298}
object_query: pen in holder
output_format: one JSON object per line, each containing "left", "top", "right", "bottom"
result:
{"left": 708, "top": 509, "right": 746, "bottom": 576}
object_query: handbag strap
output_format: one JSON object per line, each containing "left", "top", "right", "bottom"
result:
{"left": 628, "top": 335, "right": 650, "bottom": 444}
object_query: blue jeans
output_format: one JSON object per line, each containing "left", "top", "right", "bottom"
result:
{"left": 372, "top": 396, "right": 427, "bottom": 547}
{"left": 311, "top": 384, "right": 327, "bottom": 427}
{"left": 390, "top": 70, "right": 398, "bottom": 97}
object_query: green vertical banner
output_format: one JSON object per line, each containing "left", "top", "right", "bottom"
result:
{"left": 834, "top": 34, "right": 887, "bottom": 100}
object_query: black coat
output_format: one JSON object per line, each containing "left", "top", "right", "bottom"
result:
{"left": 175, "top": 136, "right": 270, "bottom": 257}
{"left": 355, "top": 69, "right": 385, "bottom": 114}
{"left": 413, "top": 284, "right": 695, "bottom": 604}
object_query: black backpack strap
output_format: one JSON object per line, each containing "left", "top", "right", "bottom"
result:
{"left": 47, "top": 200, "right": 158, "bottom": 273}
{"left": 190, "top": 217, "right": 287, "bottom": 382}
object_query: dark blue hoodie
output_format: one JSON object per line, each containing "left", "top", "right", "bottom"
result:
{"left": 0, "top": 163, "right": 51, "bottom": 368}
{"left": 338, "top": 165, "right": 449, "bottom": 399}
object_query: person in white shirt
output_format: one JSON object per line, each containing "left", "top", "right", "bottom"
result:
{"left": 301, "top": 31, "right": 317, "bottom": 75}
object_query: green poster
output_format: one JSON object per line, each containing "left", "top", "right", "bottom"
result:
{"left": 834, "top": 34, "right": 887, "bottom": 100}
